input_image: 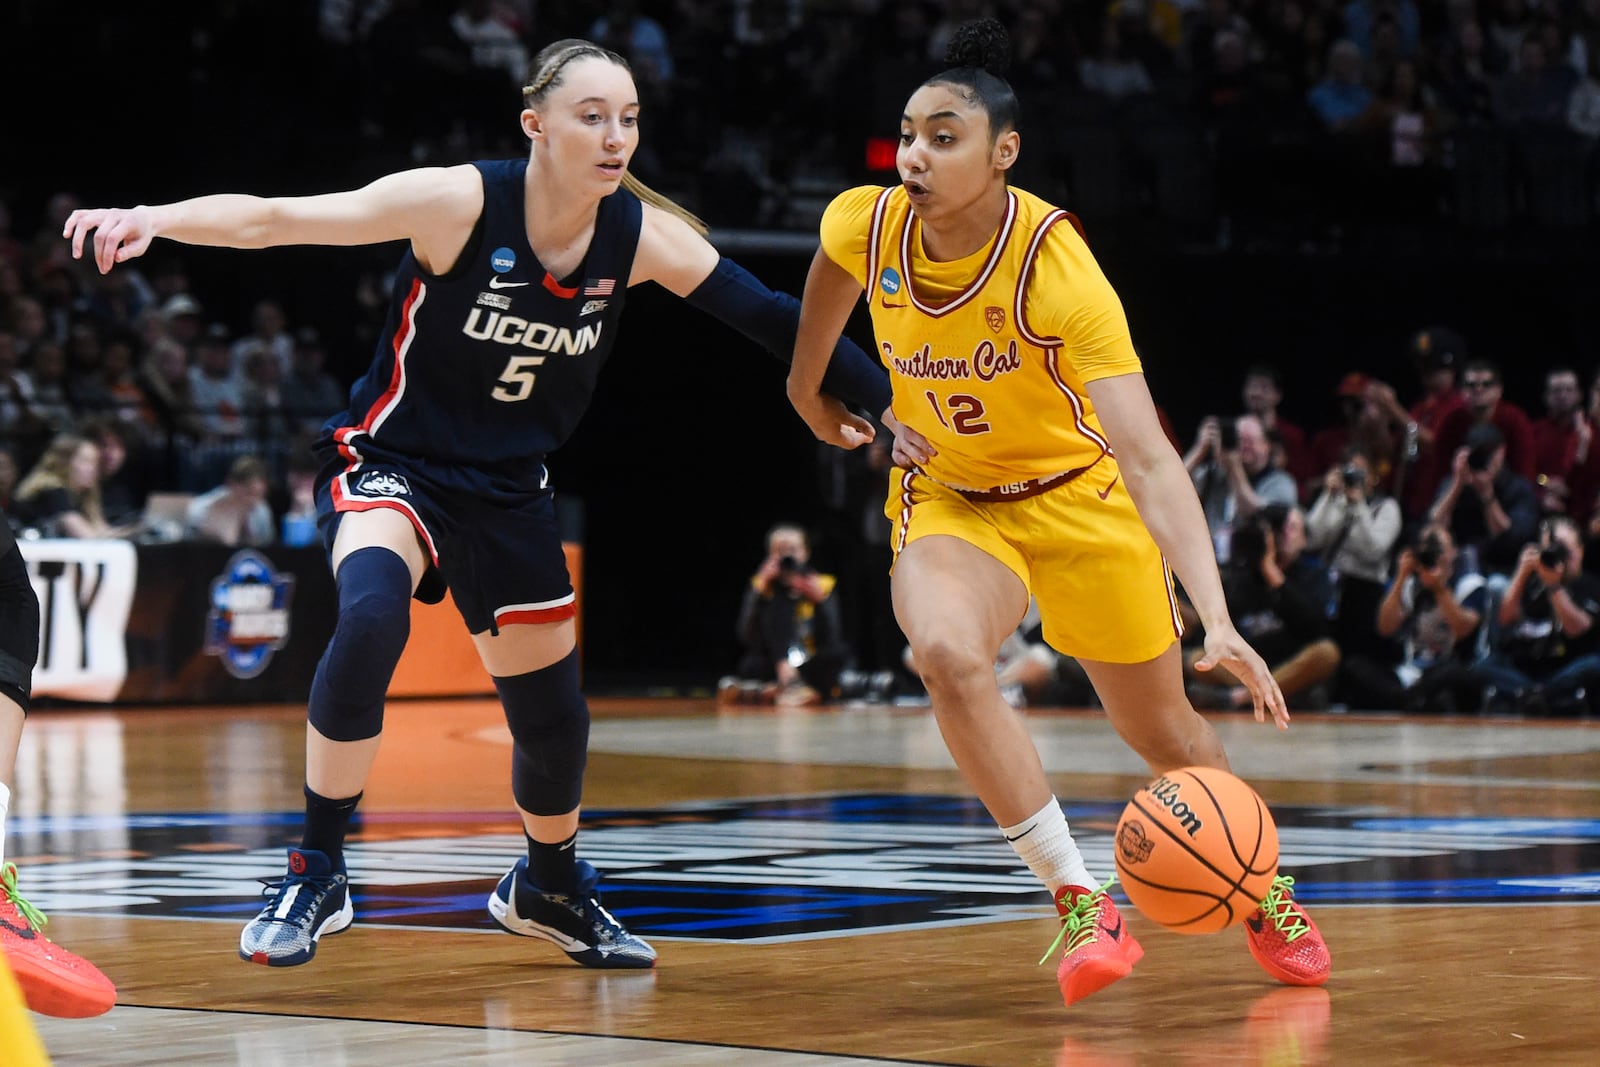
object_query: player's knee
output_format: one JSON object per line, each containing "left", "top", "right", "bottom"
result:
{"left": 0, "top": 542, "right": 39, "bottom": 712}
{"left": 308, "top": 548, "right": 413, "bottom": 742}
{"left": 496, "top": 648, "right": 589, "bottom": 815}
{"left": 911, "top": 635, "right": 993, "bottom": 698}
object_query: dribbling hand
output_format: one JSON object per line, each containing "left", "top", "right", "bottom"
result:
{"left": 63, "top": 207, "right": 157, "bottom": 274}
{"left": 1193, "top": 627, "right": 1290, "bottom": 730}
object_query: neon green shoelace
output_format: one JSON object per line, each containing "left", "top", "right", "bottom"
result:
{"left": 1, "top": 862, "right": 49, "bottom": 932}
{"left": 1257, "top": 875, "right": 1309, "bottom": 943}
{"left": 1039, "top": 875, "right": 1117, "bottom": 966}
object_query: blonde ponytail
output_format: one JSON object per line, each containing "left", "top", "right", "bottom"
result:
{"left": 622, "top": 173, "right": 707, "bottom": 236}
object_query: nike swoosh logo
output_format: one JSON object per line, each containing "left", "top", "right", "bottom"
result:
{"left": 1246, "top": 915, "right": 1264, "bottom": 934}
{"left": 488, "top": 276, "right": 530, "bottom": 289}
{"left": 1003, "top": 825, "right": 1036, "bottom": 842}
{"left": 0, "top": 916, "right": 38, "bottom": 940}
{"left": 1097, "top": 474, "right": 1120, "bottom": 500}
{"left": 1104, "top": 914, "right": 1123, "bottom": 942}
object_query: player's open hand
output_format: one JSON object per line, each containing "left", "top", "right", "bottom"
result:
{"left": 1193, "top": 626, "right": 1289, "bottom": 730}
{"left": 789, "top": 389, "right": 875, "bottom": 450}
{"left": 63, "top": 206, "right": 157, "bottom": 274}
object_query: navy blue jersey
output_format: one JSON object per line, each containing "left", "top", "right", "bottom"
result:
{"left": 322, "top": 159, "right": 642, "bottom": 491}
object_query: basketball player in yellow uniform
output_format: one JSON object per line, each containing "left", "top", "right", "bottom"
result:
{"left": 788, "top": 18, "right": 1330, "bottom": 1007}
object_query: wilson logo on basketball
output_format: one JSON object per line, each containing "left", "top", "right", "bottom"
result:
{"left": 1116, "top": 820, "right": 1155, "bottom": 865}
{"left": 1146, "top": 776, "right": 1204, "bottom": 836}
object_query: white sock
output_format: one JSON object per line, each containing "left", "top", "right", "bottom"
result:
{"left": 0, "top": 781, "right": 10, "bottom": 868}
{"left": 1000, "top": 796, "right": 1094, "bottom": 895}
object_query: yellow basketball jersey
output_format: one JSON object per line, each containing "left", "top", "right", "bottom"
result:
{"left": 820, "top": 185, "right": 1143, "bottom": 490}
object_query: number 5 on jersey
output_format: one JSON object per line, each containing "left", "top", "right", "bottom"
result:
{"left": 924, "top": 390, "right": 990, "bottom": 435}
{"left": 493, "top": 355, "right": 545, "bottom": 402}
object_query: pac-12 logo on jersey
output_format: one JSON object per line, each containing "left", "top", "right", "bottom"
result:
{"left": 490, "top": 247, "right": 517, "bottom": 273}
{"left": 879, "top": 267, "right": 902, "bottom": 296}
{"left": 355, "top": 470, "right": 411, "bottom": 497}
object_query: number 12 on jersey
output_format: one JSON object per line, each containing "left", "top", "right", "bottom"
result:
{"left": 924, "top": 390, "right": 991, "bottom": 435}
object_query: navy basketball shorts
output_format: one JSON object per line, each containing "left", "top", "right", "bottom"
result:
{"left": 313, "top": 453, "right": 574, "bottom": 636}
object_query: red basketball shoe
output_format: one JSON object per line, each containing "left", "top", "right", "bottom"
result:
{"left": 1244, "top": 875, "right": 1331, "bottom": 986}
{"left": 1044, "top": 878, "right": 1143, "bottom": 1008}
{"left": 0, "top": 862, "right": 118, "bottom": 1017}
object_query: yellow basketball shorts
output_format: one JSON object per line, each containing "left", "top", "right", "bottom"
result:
{"left": 884, "top": 461, "right": 1183, "bottom": 664}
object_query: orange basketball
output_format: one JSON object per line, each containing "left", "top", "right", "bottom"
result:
{"left": 1113, "top": 766, "right": 1279, "bottom": 934}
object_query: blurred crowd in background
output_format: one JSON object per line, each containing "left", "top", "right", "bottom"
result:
{"left": 5, "top": 0, "right": 1600, "bottom": 706}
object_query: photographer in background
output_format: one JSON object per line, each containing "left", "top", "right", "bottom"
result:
{"left": 1343, "top": 524, "right": 1489, "bottom": 712}
{"left": 1186, "top": 504, "right": 1340, "bottom": 709}
{"left": 1428, "top": 422, "right": 1539, "bottom": 577}
{"left": 722, "top": 523, "right": 850, "bottom": 706}
{"left": 1470, "top": 516, "right": 1600, "bottom": 715}
{"left": 1306, "top": 444, "right": 1403, "bottom": 663}
{"left": 1184, "top": 413, "right": 1299, "bottom": 561}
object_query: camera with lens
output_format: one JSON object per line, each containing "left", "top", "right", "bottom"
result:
{"left": 1413, "top": 532, "right": 1444, "bottom": 569}
{"left": 1216, "top": 419, "right": 1239, "bottom": 452}
{"left": 1466, "top": 443, "right": 1497, "bottom": 472}
{"left": 777, "top": 555, "right": 800, "bottom": 574}
{"left": 1540, "top": 543, "right": 1569, "bottom": 570}
{"left": 1340, "top": 464, "right": 1365, "bottom": 489}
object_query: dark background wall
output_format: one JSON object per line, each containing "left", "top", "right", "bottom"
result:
{"left": 5, "top": 1, "right": 1599, "bottom": 690}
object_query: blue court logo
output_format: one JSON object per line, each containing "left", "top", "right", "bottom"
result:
{"left": 490, "top": 247, "right": 517, "bottom": 273}
{"left": 203, "top": 551, "right": 295, "bottom": 679}
{"left": 879, "top": 267, "right": 902, "bottom": 296}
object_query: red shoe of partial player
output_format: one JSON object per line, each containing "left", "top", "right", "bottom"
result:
{"left": 0, "top": 862, "right": 118, "bottom": 1018}
{"left": 1244, "top": 875, "right": 1331, "bottom": 987}
{"left": 1045, "top": 878, "right": 1144, "bottom": 1008}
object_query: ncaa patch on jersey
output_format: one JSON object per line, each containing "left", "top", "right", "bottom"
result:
{"left": 490, "top": 246, "right": 517, "bottom": 273}
{"left": 879, "top": 267, "right": 902, "bottom": 296}
{"left": 354, "top": 470, "right": 411, "bottom": 497}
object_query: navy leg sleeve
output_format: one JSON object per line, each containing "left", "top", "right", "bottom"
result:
{"left": 496, "top": 647, "right": 589, "bottom": 816}
{"left": 307, "top": 547, "right": 412, "bottom": 742}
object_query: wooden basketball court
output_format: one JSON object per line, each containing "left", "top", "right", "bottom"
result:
{"left": 15, "top": 697, "right": 1600, "bottom": 1065}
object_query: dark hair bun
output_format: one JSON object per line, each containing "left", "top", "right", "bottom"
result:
{"left": 944, "top": 18, "right": 1011, "bottom": 77}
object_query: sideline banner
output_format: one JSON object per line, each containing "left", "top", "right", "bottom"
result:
{"left": 20, "top": 538, "right": 137, "bottom": 703}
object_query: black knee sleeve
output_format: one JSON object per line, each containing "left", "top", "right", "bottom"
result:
{"left": 0, "top": 534, "right": 39, "bottom": 712}
{"left": 496, "top": 647, "right": 589, "bottom": 816}
{"left": 307, "top": 548, "right": 412, "bottom": 742}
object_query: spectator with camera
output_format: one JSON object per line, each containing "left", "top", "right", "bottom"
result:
{"left": 1187, "top": 504, "right": 1340, "bottom": 709}
{"left": 1306, "top": 443, "right": 1403, "bottom": 661}
{"left": 722, "top": 523, "right": 850, "bottom": 706}
{"left": 1531, "top": 366, "right": 1596, "bottom": 522}
{"left": 1365, "top": 326, "right": 1466, "bottom": 522}
{"left": 1435, "top": 358, "right": 1536, "bottom": 484}
{"left": 1184, "top": 413, "right": 1298, "bottom": 560}
{"left": 1341, "top": 523, "right": 1489, "bottom": 712}
{"left": 1470, "top": 515, "right": 1600, "bottom": 715}
{"left": 1428, "top": 421, "right": 1540, "bottom": 577}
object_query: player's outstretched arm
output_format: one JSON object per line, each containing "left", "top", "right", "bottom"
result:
{"left": 632, "top": 205, "right": 889, "bottom": 422}
{"left": 64, "top": 166, "right": 481, "bottom": 274}
{"left": 786, "top": 247, "right": 876, "bottom": 449}
{"left": 1086, "top": 370, "right": 1290, "bottom": 729}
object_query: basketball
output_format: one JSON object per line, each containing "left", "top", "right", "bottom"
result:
{"left": 1113, "top": 766, "right": 1279, "bottom": 934}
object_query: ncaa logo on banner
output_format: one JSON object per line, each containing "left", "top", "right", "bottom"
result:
{"left": 204, "top": 551, "right": 295, "bottom": 679}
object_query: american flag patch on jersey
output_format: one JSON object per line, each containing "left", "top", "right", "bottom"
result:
{"left": 582, "top": 278, "right": 616, "bottom": 296}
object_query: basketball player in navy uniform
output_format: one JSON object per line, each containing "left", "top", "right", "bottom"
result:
{"left": 65, "top": 39, "right": 891, "bottom": 970}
